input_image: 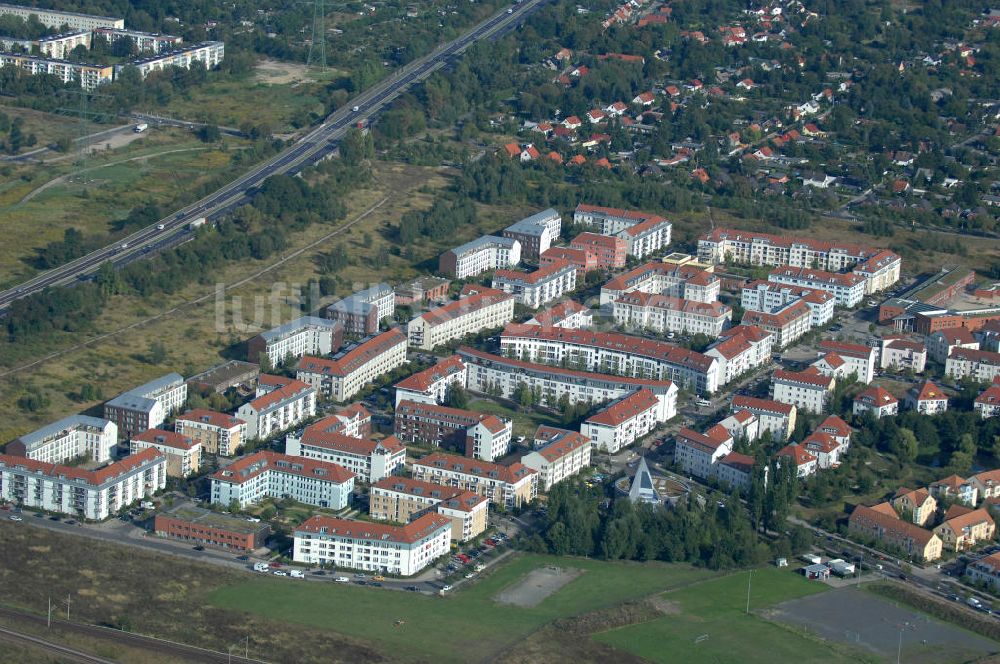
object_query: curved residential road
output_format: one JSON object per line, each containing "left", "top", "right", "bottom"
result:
{"left": 0, "top": 0, "right": 547, "bottom": 310}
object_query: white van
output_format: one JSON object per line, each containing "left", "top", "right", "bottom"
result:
{"left": 335, "top": 576, "right": 350, "bottom": 583}
{"left": 696, "top": 398, "right": 711, "bottom": 407}
{"left": 253, "top": 562, "right": 270, "bottom": 573}
{"left": 290, "top": 569, "right": 305, "bottom": 579}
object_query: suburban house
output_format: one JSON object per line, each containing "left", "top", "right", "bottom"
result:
{"left": 853, "top": 386, "right": 898, "bottom": 419}
{"left": 906, "top": 380, "right": 948, "bottom": 415}
{"left": 929, "top": 475, "right": 978, "bottom": 506}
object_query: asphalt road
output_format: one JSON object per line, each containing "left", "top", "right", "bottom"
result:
{"left": 0, "top": 0, "right": 548, "bottom": 309}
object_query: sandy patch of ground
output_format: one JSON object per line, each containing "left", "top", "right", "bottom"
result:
{"left": 253, "top": 58, "right": 313, "bottom": 85}
{"left": 495, "top": 566, "right": 582, "bottom": 608}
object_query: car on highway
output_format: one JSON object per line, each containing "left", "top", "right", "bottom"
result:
{"left": 156, "top": 224, "right": 165, "bottom": 230}
{"left": 352, "top": 106, "right": 360, "bottom": 112}
{"left": 370, "top": 581, "right": 382, "bottom": 587}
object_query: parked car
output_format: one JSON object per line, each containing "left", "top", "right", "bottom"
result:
{"left": 8, "top": 515, "right": 22, "bottom": 522}
{"left": 290, "top": 570, "right": 305, "bottom": 579}
{"left": 441, "top": 585, "right": 454, "bottom": 593}
{"left": 193, "top": 545, "right": 205, "bottom": 551}
{"left": 335, "top": 577, "right": 350, "bottom": 583}
{"left": 370, "top": 582, "right": 382, "bottom": 587}
{"left": 405, "top": 586, "right": 418, "bottom": 592}
{"left": 273, "top": 570, "right": 288, "bottom": 577}
{"left": 372, "top": 575, "right": 385, "bottom": 581}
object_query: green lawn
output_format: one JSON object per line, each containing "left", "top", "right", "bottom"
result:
{"left": 468, "top": 398, "right": 562, "bottom": 440}
{"left": 594, "top": 568, "right": 871, "bottom": 664}
{"left": 209, "top": 553, "right": 714, "bottom": 663}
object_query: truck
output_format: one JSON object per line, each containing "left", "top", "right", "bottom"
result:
{"left": 134, "top": 123, "right": 148, "bottom": 133}
{"left": 968, "top": 597, "right": 983, "bottom": 610}
{"left": 188, "top": 217, "right": 206, "bottom": 230}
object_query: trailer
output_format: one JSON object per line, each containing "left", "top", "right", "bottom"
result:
{"left": 134, "top": 123, "right": 148, "bottom": 133}
{"left": 828, "top": 559, "right": 856, "bottom": 577}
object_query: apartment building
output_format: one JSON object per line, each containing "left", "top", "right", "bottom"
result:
{"left": 125, "top": 42, "right": 225, "bottom": 78}
{"left": 92, "top": 28, "right": 182, "bottom": 54}
{"left": 713, "top": 452, "right": 755, "bottom": 493}
{"left": 393, "top": 355, "right": 467, "bottom": 407}
{"left": 891, "top": 488, "right": 937, "bottom": 525}
{"left": 929, "top": 475, "right": 978, "bottom": 506}
{"left": 767, "top": 266, "right": 866, "bottom": 308}
{"left": 540, "top": 246, "right": 597, "bottom": 278}
{"left": 572, "top": 205, "right": 673, "bottom": 257}
{"left": 407, "top": 286, "right": 515, "bottom": 351}
{"left": 906, "top": 380, "right": 948, "bottom": 415}
{"left": 771, "top": 367, "right": 837, "bottom": 413}
{"left": 966, "top": 553, "right": 1000, "bottom": 591}
{"left": 975, "top": 381, "right": 1000, "bottom": 419}
{"left": 525, "top": 300, "right": 593, "bottom": 329}
{"left": 458, "top": 347, "right": 679, "bottom": 413}
{"left": 186, "top": 360, "right": 259, "bottom": 395}
{"left": 580, "top": 389, "right": 664, "bottom": 453}
{"left": 520, "top": 430, "right": 591, "bottom": 491}
{"left": 393, "top": 401, "right": 512, "bottom": 462}
{"left": 927, "top": 328, "right": 979, "bottom": 363}
{"left": 499, "top": 324, "right": 721, "bottom": 394}
{"left": 611, "top": 291, "right": 731, "bottom": 337}
{"left": 502, "top": 209, "right": 562, "bottom": 259}
{"left": 802, "top": 431, "right": 843, "bottom": 469}
{"left": 570, "top": 233, "right": 627, "bottom": 270}
{"left": 32, "top": 30, "right": 92, "bottom": 58}
{"left": 934, "top": 508, "right": 996, "bottom": 552}
{"left": 731, "top": 395, "right": 797, "bottom": 440}
{"left": 674, "top": 426, "right": 734, "bottom": 479}
{"left": 0, "top": 448, "right": 166, "bottom": 521}
{"left": 247, "top": 316, "right": 343, "bottom": 368}
{"left": 816, "top": 340, "right": 877, "bottom": 384}
{"left": 705, "top": 325, "right": 774, "bottom": 382}
{"left": 130, "top": 429, "right": 201, "bottom": 478}
{"left": 295, "top": 328, "right": 408, "bottom": 402}
{"left": 617, "top": 216, "right": 672, "bottom": 259}
{"left": 945, "top": 348, "right": 1000, "bottom": 382}
{"left": 740, "top": 280, "right": 835, "bottom": 327}
{"left": 970, "top": 469, "right": 1000, "bottom": 501}
{"left": 292, "top": 513, "right": 452, "bottom": 575}
{"left": 154, "top": 504, "right": 270, "bottom": 553}
{"left": 210, "top": 451, "right": 354, "bottom": 509}
{"left": 717, "top": 410, "right": 760, "bottom": 443}
{"left": 492, "top": 260, "right": 577, "bottom": 308}
{"left": 286, "top": 418, "right": 405, "bottom": 483}
{"left": 776, "top": 443, "right": 818, "bottom": 478}
{"left": 741, "top": 299, "right": 811, "bottom": 348}
{"left": 104, "top": 373, "right": 187, "bottom": 439}
{"left": 394, "top": 276, "right": 450, "bottom": 306}
{"left": 410, "top": 452, "right": 538, "bottom": 508}
{"left": 600, "top": 261, "right": 720, "bottom": 307}
{"left": 880, "top": 337, "right": 927, "bottom": 373}
{"left": 853, "top": 385, "right": 899, "bottom": 419}
{"left": 236, "top": 377, "right": 316, "bottom": 440}
{"left": 369, "top": 477, "right": 488, "bottom": 542}
{"left": 0, "top": 3, "right": 123, "bottom": 30}
{"left": 6, "top": 415, "right": 117, "bottom": 464}
{"left": 325, "top": 283, "right": 395, "bottom": 336}
{"left": 848, "top": 503, "right": 942, "bottom": 562}
{"left": 175, "top": 409, "right": 246, "bottom": 457}
{"left": 436, "top": 491, "right": 490, "bottom": 542}
{"left": 439, "top": 236, "right": 521, "bottom": 279}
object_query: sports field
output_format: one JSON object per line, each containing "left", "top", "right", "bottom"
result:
{"left": 209, "top": 554, "right": 714, "bottom": 663}
{"left": 594, "top": 568, "right": 874, "bottom": 664}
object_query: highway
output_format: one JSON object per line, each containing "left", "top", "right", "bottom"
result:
{"left": 0, "top": 0, "right": 547, "bottom": 310}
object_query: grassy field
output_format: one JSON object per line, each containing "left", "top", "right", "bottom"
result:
{"left": 209, "top": 553, "right": 715, "bottom": 663}
{"left": 0, "top": 103, "right": 107, "bottom": 154}
{"left": 594, "top": 567, "right": 872, "bottom": 664}
{"left": 468, "top": 397, "right": 563, "bottom": 440}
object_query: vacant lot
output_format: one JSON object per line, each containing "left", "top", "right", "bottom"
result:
{"left": 210, "top": 553, "right": 714, "bottom": 663}
{"left": 768, "top": 586, "right": 998, "bottom": 663}
{"left": 595, "top": 568, "right": 873, "bottom": 664}
{"left": 495, "top": 566, "right": 581, "bottom": 608}
{"left": 0, "top": 103, "right": 108, "bottom": 155}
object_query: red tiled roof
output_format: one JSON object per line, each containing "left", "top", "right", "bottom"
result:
{"left": 297, "top": 329, "right": 406, "bottom": 378}
{"left": 296, "top": 512, "right": 450, "bottom": 544}
{"left": 720, "top": 324, "right": 772, "bottom": 344}
{"left": 176, "top": 409, "right": 245, "bottom": 430}
{"left": 394, "top": 355, "right": 465, "bottom": 393}
{"left": 777, "top": 443, "right": 815, "bottom": 466}
{"left": 413, "top": 452, "right": 535, "bottom": 484}
{"left": 533, "top": 431, "right": 590, "bottom": 462}
{"left": 132, "top": 428, "right": 197, "bottom": 451}
{"left": 212, "top": 451, "right": 354, "bottom": 485}
{"left": 0, "top": 448, "right": 164, "bottom": 487}
{"left": 719, "top": 451, "right": 754, "bottom": 472}
{"left": 420, "top": 290, "right": 513, "bottom": 326}
{"left": 975, "top": 384, "right": 1000, "bottom": 406}
{"left": 819, "top": 340, "right": 873, "bottom": 359}
{"left": 949, "top": 348, "right": 1000, "bottom": 365}
{"left": 494, "top": 259, "right": 574, "bottom": 285}
{"left": 396, "top": 400, "right": 506, "bottom": 433}
{"left": 818, "top": 414, "right": 851, "bottom": 438}
{"left": 585, "top": 389, "right": 660, "bottom": 426}
{"left": 850, "top": 503, "right": 937, "bottom": 547}
{"left": 939, "top": 508, "right": 994, "bottom": 533}
{"left": 300, "top": 422, "right": 405, "bottom": 456}
{"left": 438, "top": 490, "right": 490, "bottom": 513}
{"left": 529, "top": 300, "right": 589, "bottom": 326}
{"left": 935, "top": 328, "right": 976, "bottom": 345}
{"left": 701, "top": 227, "right": 872, "bottom": 256}
{"left": 774, "top": 368, "right": 834, "bottom": 388}
{"left": 707, "top": 334, "right": 751, "bottom": 360}
{"left": 817, "top": 352, "right": 845, "bottom": 369}
{"left": 742, "top": 300, "right": 811, "bottom": 328}
{"left": 914, "top": 380, "right": 947, "bottom": 403}
{"left": 732, "top": 395, "right": 794, "bottom": 415}
{"left": 246, "top": 378, "right": 313, "bottom": 412}
{"left": 571, "top": 232, "right": 625, "bottom": 249}
{"left": 676, "top": 427, "right": 730, "bottom": 453}
{"left": 371, "top": 475, "right": 461, "bottom": 500}
{"left": 615, "top": 291, "right": 730, "bottom": 317}
{"left": 855, "top": 385, "right": 897, "bottom": 406}
{"left": 769, "top": 265, "right": 866, "bottom": 288}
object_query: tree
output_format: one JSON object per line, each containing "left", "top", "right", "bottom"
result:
{"left": 147, "top": 340, "right": 168, "bottom": 365}
{"left": 445, "top": 383, "right": 470, "bottom": 409}
{"left": 340, "top": 127, "right": 374, "bottom": 165}
{"left": 891, "top": 428, "right": 918, "bottom": 463}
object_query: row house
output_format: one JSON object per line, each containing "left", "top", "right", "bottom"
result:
{"left": 439, "top": 236, "right": 521, "bottom": 279}
{"left": 520, "top": 429, "right": 591, "bottom": 491}
{"left": 325, "top": 283, "right": 395, "bottom": 336}
{"left": 393, "top": 355, "right": 467, "bottom": 407}
{"left": 612, "top": 291, "right": 732, "bottom": 337}
{"left": 369, "top": 476, "right": 488, "bottom": 542}
{"left": 236, "top": 377, "right": 316, "bottom": 440}
{"left": 731, "top": 395, "right": 797, "bottom": 441}
{"left": 410, "top": 452, "right": 537, "bottom": 509}
{"left": 210, "top": 451, "right": 354, "bottom": 509}
{"left": 130, "top": 429, "right": 201, "bottom": 478}
{"left": 848, "top": 503, "right": 942, "bottom": 562}
{"left": 741, "top": 299, "right": 811, "bottom": 348}
{"left": 492, "top": 259, "right": 577, "bottom": 309}
{"left": 771, "top": 368, "right": 834, "bottom": 414}
{"left": 768, "top": 266, "right": 866, "bottom": 308}
{"left": 525, "top": 300, "right": 593, "bottom": 329}
{"left": 286, "top": 416, "right": 405, "bottom": 483}
{"left": 600, "top": 261, "right": 720, "bottom": 306}
{"left": 945, "top": 348, "right": 1000, "bottom": 383}
{"left": 7, "top": 415, "right": 117, "bottom": 465}
{"left": 174, "top": 409, "right": 246, "bottom": 457}
{"left": 246, "top": 317, "right": 343, "bottom": 369}
{"left": 580, "top": 389, "right": 664, "bottom": 453}
{"left": 104, "top": 373, "right": 188, "bottom": 440}
{"left": 407, "top": 286, "right": 515, "bottom": 351}
{"left": 394, "top": 400, "right": 512, "bottom": 462}
{"left": 296, "top": 328, "right": 408, "bottom": 402}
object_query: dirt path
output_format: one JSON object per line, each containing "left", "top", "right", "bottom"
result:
{"left": 0, "top": 195, "right": 390, "bottom": 379}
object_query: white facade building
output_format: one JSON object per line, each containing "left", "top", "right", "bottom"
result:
{"left": 8, "top": 415, "right": 117, "bottom": 464}
{"left": 393, "top": 355, "right": 467, "bottom": 407}
{"left": 439, "top": 236, "right": 521, "bottom": 279}
{"left": 236, "top": 377, "right": 316, "bottom": 440}
{"left": 0, "top": 3, "right": 123, "bottom": 30}
{"left": 104, "top": 373, "right": 188, "bottom": 439}
{"left": 771, "top": 368, "right": 834, "bottom": 414}
{"left": 492, "top": 260, "right": 577, "bottom": 308}
{"left": 125, "top": 42, "right": 225, "bottom": 78}
{"left": 768, "top": 266, "right": 866, "bottom": 307}
{"left": 248, "top": 316, "right": 342, "bottom": 368}
{"left": 580, "top": 389, "right": 666, "bottom": 453}
{"left": 286, "top": 425, "right": 405, "bottom": 484}
{"left": 612, "top": 291, "right": 731, "bottom": 337}
{"left": 296, "top": 328, "right": 408, "bottom": 402}
{"left": 407, "top": 287, "right": 515, "bottom": 351}
{"left": 520, "top": 430, "right": 592, "bottom": 491}
{"left": 945, "top": 348, "right": 1000, "bottom": 383}
{"left": 675, "top": 426, "right": 734, "bottom": 479}
{"left": 210, "top": 451, "right": 354, "bottom": 509}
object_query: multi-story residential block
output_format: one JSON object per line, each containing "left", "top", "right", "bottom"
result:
{"left": 210, "top": 451, "right": 354, "bottom": 509}
{"left": 124, "top": 41, "right": 225, "bottom": 78}
{"left": 966, "top": 552, "right": 1000, "bottom": 591}
{"left": 407, "top": 286, "right": 515, "bottom": 351}
{"left": 394, "top": 276, "right": 450, "bottom": 306}
{"left": 569, "top": 232, "right": 627, "bottom": 270}
{"left": 525, "top": 300, "right": 593, "bottom": 329}
{"left": 879, "top": 337, "right": 927, "bottom": 373}
{"left": 247, "top": 316, "right": 343, "bottom": 369}
{"left": 817, "top": 414, "right": 852, "bottom": 449}
{"left": 740, "top": 280, "right": 835, "bottom": 327}
{"left": 436, "top": 491, "right": 490, "bottom": 542}
{"left": 236, "top": 377, "right": 316, "bottom": 440}
{"left": 394, "top": 400, "right": 512, "bottom": 462}
{"left": 600, "top": 261, "right": 720, "bottom": 306}
{"left": 410, "top": 452, "right": 537, "bottom": 508}
{"left": 801, "top": 431, "right": 843, "bottom": 469}
{"left": 580, "top": 389, "right": 665, "bottom": 453}
{"left": 740, "top": 300, "right": 811, "bottom": 348}
{"left": 927, "top": 328, "right": 979, "bottom": 363}
{"left": 617, "top": 216, "right": 672, "bottom": 259}
{"left": 713, "top": 452, "right": 755, "bottom": 493}
{"left": 325, "top": 283, "right": 395, "bottom": 336}
{"left": 6, "top": 415, "right": 117, "bottom": 464}
{"left": 93, "top": 27, "right": 182, "bottom": 53}
{"left": 540, "top": 246, "right": 597, "bottom": 279}
{"left": 27, "top": 30, "right": 92, "bottom": 58}
{"left": 368, "top": 477, "right": 488, "bottom": 542}
{"left": 975, "top": 380, "right": 1000, "bottom": 419}
{"left": 154, "top": 504, "right": 270, "bottom": 553}
{"left": 492, "top": 260, "right": 577, "bottom": 308}
{"left": 186, "top": 360, "right": 259, "bottom": 394}
{"left": 675, "top": 425, "right": 733, "bottom": 479}
{"left": 776, "top": 443, "right": 818, "bottom": 477}
{"left": 502, "top": 209, "right": 562, "bottom": 259}
{"left": 295, "top": 328, "right": 408, "bottom": 402}
{"left": 104, "top": 373, "right": 188, "bottom": 439}
{"left": 891, "top": 487, "right": 937, "bottom": 525}
{"left": 771, "top": 368, "right": 834, "bottom": 414}
{"left": 293, "top": 513, "right": 452, "bottom": 575}
{"left": 439, "top": 236, "right": 521, "bottom": 279}
{"left": 970, "top": 469, "right": 1000, "bottom": 501}
{"left": 175, "top": 409, "right": 246, "bottom": 457}
{"left": 717, "top": 410, "right": 760, "bottom": 443}
{"left": 572, "top": 206, "right": 672, "bottom": 258}
{"left": 934, "top": 507, "right": 995, "bottom": 551}
{"left": 0, "top": 3, "right": 123, "bottom": 30}
{"left": 612, "top": 291, "right": 731, "bottom": 337}
{"left": 520, "top": 430, "right": 591, "bottom": 491}
{"left": 853, "top": 385, "right": 898, "bottom": 419}
{"left": 285, "top": 429, "right": 403, "bottom": 485}
{"left": 848, "top": 502, "right": 942, "bottom": 562}
{"left": 0, "top": 448, "right": 166, "bottom": 521}
{"left": 393, "top": 355, "right": 467, "bottom": 407}
{"left": 906, "top": 380, "right": 948, "bottom": 415}
{"left": 929, "top": 475, "right": 978, "bottom": 506}
{"left": 816, "top": 340, "right": 877, "bottom": 384}
{"left": 130, "top": 429, "right": 201, "bottom": 478}
{"left": 731, "top": 396, "right": 796, "bottom": 440}
{"left": 499, "top": 324, "right": 721, "bottom": 394}
{"left": 705, "top": 325, "right": 774, "bottom": 382}
{"left": 767, "top": 266, "right": 866, "bottom": 307}
{"left": 459, "top": 346, "right": 679, "bottom": 413}
{"left": 945, "top": 348, "right": 1000, "bottom": 383}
